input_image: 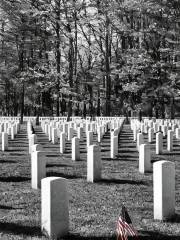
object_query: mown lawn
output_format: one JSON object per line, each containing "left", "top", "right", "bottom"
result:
{"left": 0, "top": 123, "right": 180, "bottom": 239}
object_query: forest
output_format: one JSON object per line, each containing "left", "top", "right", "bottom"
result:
{"left": 0, "top": 0, "right": 180, "bottom": 120}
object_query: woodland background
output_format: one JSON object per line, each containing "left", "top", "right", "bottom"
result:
{"left": 0, "top": 0, "right": 180, "bottom": 119}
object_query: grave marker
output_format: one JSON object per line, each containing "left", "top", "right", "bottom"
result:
{"left": 111, "top": 136, "right": 118, "bottom": 159}
{"left": 148, "top": 128, "right": 154, "bottom": 143}
{"left": 60, "top": 132, "right": 66, "bottom": 154}
{"left": 137, "top": 133, "right": 144, "bottom": 151}
{"left": 87, "top": 145, "right": 101, "bottom": 182}
{"left": 72, "top": 137, "right": 80, "bottom": 161}
{"left": 139, "top": 144, "right": 151, "bottom": 173}
{"left": 2, "top": 132, "right": 8, "bottom": 151}
{"left": 153, "top": 161, "right": 175, "bottom": 220}
{"left": 41, "top": 177, "right": 69, "bottom": 239}
{"left": 156, "top": 132, "right": 163, "bottom": 155}
{"left": 31, "top": 151, "right": 46, "bottom": 189}
{"left": 167, "top": 130, "right": 173, "bottom": 152}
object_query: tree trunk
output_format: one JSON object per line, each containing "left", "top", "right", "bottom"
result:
{"left": 68, "top": 26, "right": 74, "bottom": 118}
{"left": 20, "top": 82, "right": 25, "bottom": 123}
{"left": 55, "top": 0, "right": 61, "bottom": 116}
{"left": 105, "top": 15, "right": 111, "bottom": 116}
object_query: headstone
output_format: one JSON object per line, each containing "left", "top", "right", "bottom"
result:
{"left": 15, "top": 123, "right": 20, "bottom": 134}
{"left": 60, "top": 132, "right": 66, "bottom": 154}
{"left": 140, "top": 124, "right": 144, "bottom": 133}
{"left": 153, "top": 161, "right": 175, "bottom": 220}
{"left": 7, "top": 127, "right": 11, "bottom": 135}
{"left": 156, "top": 132, "right": 163, "bottom": 155}
{"left": 148, "top": 128, "right": 154, "bottom": 143}
{"left": 29, "top": 134, "right": 37, "bottom": 154}
{"left": 72, "top": 137, "right": 80, "bottom": 161}
{"left": 167, "top": 130, "right": 173, "bottom": 152}
{"left": 139, "top": 144, "right": 151, "bottom": 173}
{"left": 133, "top": 126, "right": 138, "bottom": 141}
{"left": 144, "top": 125, "right": 148, "bottom": 134}
{"left": 68, "top": 127, "right": 73, "bottom": 141}
{"left": 14, "top": 123, "right": 18, "bottom": 135}
{"left": 31, "top": 144, "right": 42, "bottom": 154}
{"left": 11, "top": 126, "right": 15, "bottom": 140}
{"left": 41, "top": 177, "right": 69, "bottom": 239}
{"left": 175, "top": 128, "right": 180, "bottom": 139}
{"left": 97, "top": 127, "right": 102, "bottom": 143}
{"left": 162, "top": 125, "right": 167, "bottom": 137}
{"left": 148, "top": 120, "right": 153, "bottom": 128}
{"left": 48, "top": 125, "right": 52, "bottom": 141}
{"left": 111, "top": 136, "right": 118, "bottom": 158}
{"left": 77, "top": 127, "right": 83, "bottom": 140}
{"left": 137, "top": 133, "right": 144, "bottom": 151}
{"left": 45, "top": 124, "right": 48, "bottom": 135}
{"left": 4, "top": 122, "right": 9, "bottom": 133}
{"left": 172, "top": 124, "right": 177, "bottom": 132}
{"left": 87, "top": 131, "right": 93, "bottom": 147}
{"left": 87, "top": 145, "right": 101, "bottom": 182}
{"left": 113, "top": 128, "right": 119, "bottom": 137}
{"left": 86, "top": 123, "right": 90, "bottom": 134}
{"left": 157, "top": 125, "right": 162, "bottom": 133}
{"left": 31, "top": 151, "right": 46, "bottom": 189}
{"left": 52, "top": 128, "right": 58, "bottom": 144}
{"left": 2, "top": 132, "right": 8, "bottom": 151}
{"left": 153, "top": 123, "right": 158, "bottom": 133}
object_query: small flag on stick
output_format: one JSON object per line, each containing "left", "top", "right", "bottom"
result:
{"left": 116, "top": 205, "right": 139, "bottom": 240}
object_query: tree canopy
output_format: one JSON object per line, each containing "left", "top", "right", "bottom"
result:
{"left": 0, "top": 0, "right": 180, "bottom": 119}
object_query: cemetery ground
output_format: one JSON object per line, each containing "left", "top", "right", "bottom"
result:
{"left": 0, "top": 124, "right": 180, "bottom": 239}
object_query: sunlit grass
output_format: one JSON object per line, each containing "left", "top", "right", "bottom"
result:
{"left": 0, "top": 124, "right": 180, "bottom": 239}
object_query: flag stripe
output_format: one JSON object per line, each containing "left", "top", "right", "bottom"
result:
{"left": 118, "top": 218, "right": 137, "bottom": 236}
{"left": 123, "top": 220, "right": 139, "bottom": 237}
{"left": 117, "top": 217, "right": 139, "bottom": 240}
{"left": 116, "top": 206, "right": 139, "bottom": 240}
{"left": 117, "top": 224, "right": 128, "bottom": 240}
{"left": 117, "top": 220, "right": 128, "bottom": 240}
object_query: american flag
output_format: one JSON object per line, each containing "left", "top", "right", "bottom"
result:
{"left": 116, "top": 205, "right": 139, "bottom": 240}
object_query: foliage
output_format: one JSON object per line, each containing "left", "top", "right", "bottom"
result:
{"left": 0, "top": 0, "right": 179, "bottom": 116}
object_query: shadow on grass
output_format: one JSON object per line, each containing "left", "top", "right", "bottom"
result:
{"left": 101, "top": 149, "right": 109, "bottom": 153}
{"left": 63, "top": 234, "right": 116, "bottom": 240}
{"left": 0, "top": 222, "right": 42, "bottom": 237}
{"left": 0, "top": 205, "right": 24, "bottom": 210}
{"left": 135, "top": 230, "right": 180, "bottom": 240}
{"left": 101, "top": 157, "right": 137, "bottom": 162}
{"left": 162, "top": 152, "right": 180, "bottom": 156}
{"left": 0, "top": 160, "right": 16, "bottom": 163}
{"left": 63, "top": 151, "right": 72, "bottom": 155}
{"left": 38, "top": 142, "right": 49, "bottom": 145}
{"left": 37, "top": 139, "right": 50, "bottom": 142}
{"left": 80, "top": 151, "right": 87, "bottom": 154}
{"left": 9, "top": 153, "right": 26, "bottom": 156}
{"left": 46, "top": 171, "right": 81, "bottom": 179}
{"left": 6, "top": 149, "right": 26, "bottom": 152}
{"left": 46, "top": 163, "right": 73, "bottom": 168}
{"left": 43, "top": 146, "right": 59, "bottom": 149}
{"left": 101, "top": 157, "right": 114, "bottom": 161}
{"left": 166, "top": 213, "right": 180, "bottom": 223}
{"left": 118, "top": 150, "right": 137, "bottom": 153}
{"left": 151, "top": 157, "right": 166, "bottom": 163}
{"left": 9, "top": 142, "right": 28, "bottom": 145}
{"left": 0, "top": 205, "right": 15, "bottom": 210}
{"left": 118, "top": 155, "right": 138, "bottom": 159}
{"left": 0, "top": 176, "right": 30, "bottom": 182}
{"left": 120, "top": 145, "right": 137, "bottom": 148}
{"left": 46, "top": 154, "right": 60, "bottom": 157}
{"left": 98, "top": 178, "right": 149, "bottom": 185}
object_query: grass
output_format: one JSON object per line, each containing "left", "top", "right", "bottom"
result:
{"left": 0, "top": 123, "right": 180, "bottom": 239}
